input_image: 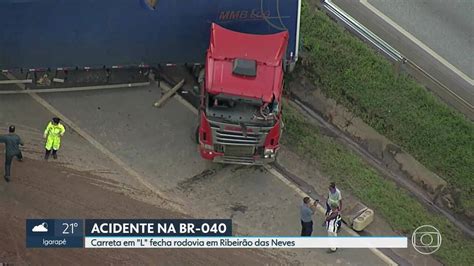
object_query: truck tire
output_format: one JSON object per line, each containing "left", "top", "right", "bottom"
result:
{"left": 194, "top": 126, "right": 200, "bottom": 144}
{"left": 288, "top": 62, "right": 297, "bottom": 72}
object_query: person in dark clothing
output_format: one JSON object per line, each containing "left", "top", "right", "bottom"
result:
{"left": 0, "top": 125, "right": 24, "bottom": 182}
{"left": 300, "top": 197, "right": 319, "bottom": 236}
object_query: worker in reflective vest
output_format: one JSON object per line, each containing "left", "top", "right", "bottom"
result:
{"left": 43, "top": 117, "right": 65, "bottom": 160}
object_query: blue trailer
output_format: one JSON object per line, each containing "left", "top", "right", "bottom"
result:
{"left": 0, "top": 0, "right": 300, "bottom": 71}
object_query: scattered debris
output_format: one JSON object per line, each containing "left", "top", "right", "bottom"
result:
{"left": 153, "top": 79, "right": 185, "bottom": 108}
{"left": 37, "top": 74, "right": 51, "bottom": 86}
{"left": 230, "top": 203, "right": 248, "bottom": 214}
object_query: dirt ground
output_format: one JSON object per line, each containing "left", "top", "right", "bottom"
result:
{"left": 0, "top": 154, "right": 282, "bottom": 265}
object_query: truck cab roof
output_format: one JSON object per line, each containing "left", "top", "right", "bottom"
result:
{"left": 205, "top": 23, "right": 289, "bottom": 103}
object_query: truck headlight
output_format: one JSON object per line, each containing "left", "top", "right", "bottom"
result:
{"left": 264, "top": 148, "right": 275, "bottom": 155}
{"left": 202, "top": 144, "right": 213, "bottom": 150}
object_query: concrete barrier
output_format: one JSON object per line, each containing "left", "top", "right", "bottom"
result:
{"left": 292, "top": 85, "right": 447, "bottom": 198}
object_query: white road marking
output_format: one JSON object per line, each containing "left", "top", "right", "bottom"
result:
{"left": 360, "top": 0, "right": 474, "bottom": 86}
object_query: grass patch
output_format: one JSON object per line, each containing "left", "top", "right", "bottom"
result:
{"left": 298, "top": 1, "right": 474, "bottom": 214}
{"left": 282, "top": 103, "right": 473, "bottom": 265}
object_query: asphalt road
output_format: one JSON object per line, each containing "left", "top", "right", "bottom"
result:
{"left": 331, "top": 0, "right": 474, "bottom": 119}
{"left": 368, "top": 0, "right": 473, "bottom": 79}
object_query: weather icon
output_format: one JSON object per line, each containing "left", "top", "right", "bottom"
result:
{"left": 32, "top": 222, "right": 48, "bottom": 233}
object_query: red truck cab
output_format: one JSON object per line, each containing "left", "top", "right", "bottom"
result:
{"left": 198, "top": 23, "right": 289, "bottom": 165}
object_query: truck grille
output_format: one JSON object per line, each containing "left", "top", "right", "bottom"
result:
{"left": 214, "top": 129, "right": 259, "bottom": 145}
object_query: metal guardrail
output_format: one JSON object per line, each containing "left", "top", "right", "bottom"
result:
{"left": 0, "top": 79, "right": 33, "bottom": 85}
{"left": 0, "top": 82, "right": 150, "bottom": 94}
{"left": 322, "top": 0, "right": 403, "bottom": 62}
{"left": 407, "top": 60, "right": 474, "bottom": 110}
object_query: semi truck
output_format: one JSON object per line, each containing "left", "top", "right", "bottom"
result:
{"left": 0, "top": 0, "right": 301, "bottom": 165}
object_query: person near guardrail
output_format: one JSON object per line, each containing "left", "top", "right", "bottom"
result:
{"left": 325, "top": 202, "right": 342, "bottom": 253}
{"left": 300, "top": 197, "right": 319, "bottom": 236}
{"left": 43, "top": 117, "right": 65, "bottom": 160}
{"left": 0, "top": 125, "right": 24, "bottom": 182}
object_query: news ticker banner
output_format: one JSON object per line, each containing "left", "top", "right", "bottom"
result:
{"left": 27, "top": 219, "right": 231, "bottom": 248}
{"left": 26, "top": 219, "right": 407, "bottom": 249}
{"left": 84, "top": 237, "right": 407, "bottom": 249}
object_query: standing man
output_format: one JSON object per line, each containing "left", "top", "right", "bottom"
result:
{"left": 43, "top": 117, "right": 65, "bottom": 160}
{"left": 300, "top": 197, "right": 319, "bottom": 236}
{"left": 0, "top": 125, "right": 24, "bottom": 182}
{"left": 325, "top": 203, "right": 342, "bottom": 252}
{"left": 326, "top": 182, "right": 342, "bottom": 214}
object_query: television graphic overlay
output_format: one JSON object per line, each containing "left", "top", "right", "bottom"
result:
{"left": 26, "top": 219, "right": 84, "bottom": 248}
{"left": 411, "top": 225, "right": 442, "bottom": 255}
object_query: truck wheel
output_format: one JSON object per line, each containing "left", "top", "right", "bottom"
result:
{"left": 194, "top": 126, "right": 199, "bottom": 144}
{"left": 288, "top": 62, "right": 297, "bottom": 72}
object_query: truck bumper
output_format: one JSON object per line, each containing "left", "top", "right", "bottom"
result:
{"left": 212, "top": 155, "right": 276, "bottom": 165}
{"left": 199, "top": 148, "right": 276, "bottom": 165}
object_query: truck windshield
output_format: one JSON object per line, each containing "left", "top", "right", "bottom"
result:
{"left": 205, "top": 94, "right": 279, "bottom": 127}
